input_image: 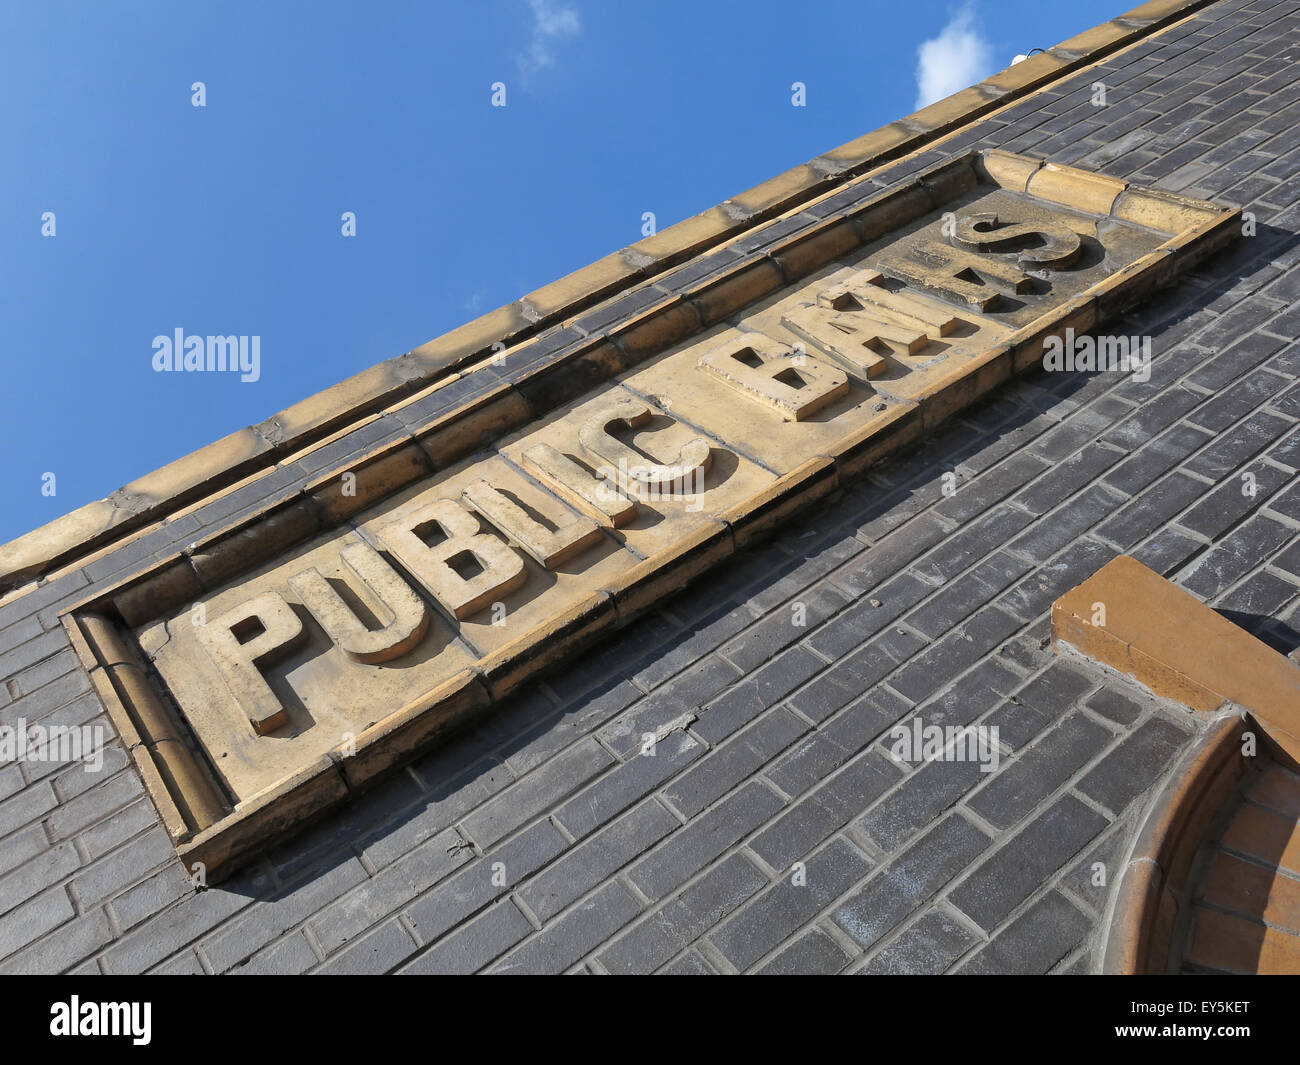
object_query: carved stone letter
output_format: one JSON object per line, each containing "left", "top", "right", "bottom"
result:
{"left": 378, "top": 499, "right": 526, "bottom": 620}
{"left": 697, "top": 333, "right": 848, "bottom": 420}
{"left": 288, "top": 541, "right": 430, "bottom": 664}
{"left": 200, "top": 592, "right": 307, "bottom": 735}
{"left": 578, "top": 399, "right": 711, "bottom": 494}
{"left": 462, "top": 478, "right": 603, "bottom": 568}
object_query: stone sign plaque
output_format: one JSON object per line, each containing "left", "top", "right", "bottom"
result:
{"left": 60, "top": 150, "right": 1241, "bottom": 880}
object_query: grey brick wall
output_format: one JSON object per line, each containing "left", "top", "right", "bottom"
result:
{"left": 2, "top": 0, "right": 1299, "bottom": 974}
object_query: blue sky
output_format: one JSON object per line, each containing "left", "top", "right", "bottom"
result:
{"left": 0, "top": 0, "right": 1123, "bottom": 544}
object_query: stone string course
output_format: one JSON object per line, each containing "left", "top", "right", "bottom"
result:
{"left": 1, "top": 0, "right": 1299, "bottom": 973}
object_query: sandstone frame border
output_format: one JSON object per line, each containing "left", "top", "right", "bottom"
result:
{"left": 58, "top": 153, "right": 1240, "bottom": 881}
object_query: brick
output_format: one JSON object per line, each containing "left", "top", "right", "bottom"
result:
{"left": 1077, "top": 716, "right": 1193, "bottom": 814}
{"left": 552, "top": 729, "right": 702, "bottom": 838}
{"left": 1102, "top": 424, "right": 1213, "bottom": 495}
{"left": 0, "top": 886, "right": 75, "bottom": 962}
{"left": 230, "top": 930, "right": 319, "bottom": 975}
{"left": 68, "top": 829, "right": 175, "bottom": 909}
{"left": 917, "top": 662, "right": 1020, "bottom": 729}
{"left": 317, "top": 919, "right": 417, "bottom": 975}
{"left": 803, "top": 573, "right": 930, "bottom": 661}
{"left": 1013, "top": 443, "right": 1126, "bottom": 516}
{"left": 710, "top": 837, "right": 872, "bottom": 971}
{"left": 747, "top": 536, "right": 865, "bottom": 612}
{"left": 659, "top": 948, "right": 719, "bottom": 975}
{"left": 721, "top": 594, "right": 844, "bottom": 672}
{"left": 1186, "top": 906, "right": 1300, "bottom": 973}
{"left": 1188, "top": 369, "right": 1293, "bottom": 432}
{"left": 44, "top": 771, "right": 143, "bottom": 840}
{"left": 1181, "top": 514, "right": 1294, "bottom": 598}
{"left": 751, "top": 746, "right": 901, "bottom": 873}
{"left": 744, "top": 646, "right": 826, "bottom": 708}
{"left": 0, "top": 823, "right": 51, "bottom": 879}
{"left": 833, "top": 815, "right": 990, "bottom": 949}
{"left": 861, "top": 908, "right": 980, "bottom": 974}
{"left": 755, "top": 927, "right": 854, "bottom": 975}
{"left": 1273, "top": 480, "right": 1300, "bottom": 523}
{"left": 596, "top": 852, "right": 768, "bottom": 974}
{"left": 0, "top": 907, "right": 112, "bottom": 975}
{"left": 304, "top": 831, "right": 470, "bottom": 956}
{"left": 792, "top": 631, "right": 928, "bottom": 729}
{"left": 1223, "top": 802, "right": 1300, "bottom": 876}
{"left": 858, "top": 752, "right": 989, "bottom": 854}
{"left": 911, "top": 508, "right": 1035, "bottom": 582}
{"left": 0, "top": 628, "right": 69, "bottom": 683}
{"left": 404, "top": 819, "right": 568, "bottom": 945}
{"left": 966, "top": 712, "right": 1114, "bottom": 830}
{"left": 1084, "top": 686, "right": 1144, "bottom": 726}
{"left": 626, "top": 781, "right": 785, "bottom": 902}
{"left": 1275, "top": 381, "right": 1300, "bottom": 420}
{"left": 490, "top": 881, "right": 641, "bottom": 974}
{"left": 948, "top": 794, "right": 1109, "bottom": 931}
{"left": 0, "top": 840, "right": 79, "bottom": 912}
{"left": 1189, "top": 331, "right": 1286, "bottom": 391}
{"left": 148, "top": 950, "right": 204, "bottom": 975}
{"left": 630, "top": 606, "right": 754, "bottom": 691}
{"left": 834, "top": 512, "right": 951, "bottom": 596}
{"left": 1025, "top": 415, "right": 1105, "bottom": 465}
{"left": 7, "top": 650, "right": 80, "bottom": 699}
{"left": 106, "top": 863, "right": 193, "bottom": 931}
{"left": 1267, "top": 425, "right": 1300, "bottom": 472}
{"left": 598, "top": 660, "right": 739, "bottom": 758}
{"left": 907, "top": 553, "right": 1035, "bottom": 639}
{"left": 461, "top": 737, "right": 614, "bottom": 848}
{"left": 109, "top": 863, "right": 265, "bottom": 971}
{"left": 1062, "top": 824, "right": 1127, "bottom": 916}
{"left": 767, "top": 690, "right": 909, "bottom": 796}
{"left": 935, "top": 453, "right": 1049, "bottom": 522}
{"left": 210, "top": 855, "right": 371, "bottom": 968}
{"left": 0, "top": 618, "right": 51, "bottom": 660}
{"left": 2, "top": 671, "right": 92, "bottom": 727}
{"left": 517, "top": 800, "right": 678, "bottom": 922}
{"left": 956, "top": 891, "right": 1091, "bottom": 973}
{"left": 1225, "top": 570, "right": 1300, "bottom": 622}
{"left": 398, "top": 898, "right": 534, "bottom": 975}
{"left": 52, "top": 744, "right": 130, "bottom": 799}
{"left": 0, "top": 781, "right": 58, "bottom": 838}
{"left": 1203, "top": 850, "right": 1300, "bottom": 929}
{"left": 360, "top": 758, "right": 512, "bottom": 869}
{"left": 1130, "top": 526, "right": 1204, "bottom": 576}
{"left": 662, "top": 708, "right": 807, "bottom": 819}
{"left": 1008, "top": 484, "right": 1128, "bottom": 563}
{"left": 889, "top": 607, "right": 1024, "bottom": 704}
{"left": 1095, "top": 470, "right": 1209, "bottom": 547}
{"left": 1003, "top": 538, "right": 1128, "bottom": 629}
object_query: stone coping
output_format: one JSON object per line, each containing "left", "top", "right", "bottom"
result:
{"left": 1053, "top": 555, "right": 1300, "bottom": 762}
{"left": 0, "top": 0, "right": 1217, "bottom": 597}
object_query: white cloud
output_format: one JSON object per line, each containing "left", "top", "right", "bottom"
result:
{"left": 518, "top": 0, "right": 581, "bottom": 79}
{"left": 915, "top": 4, "right": 995, "bottom": 109}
